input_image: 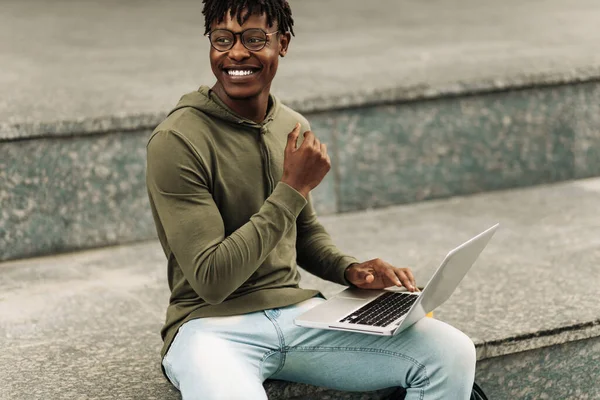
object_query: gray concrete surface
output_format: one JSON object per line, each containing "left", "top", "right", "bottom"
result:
{"left": 476, "top": 336, "right": 600, "bottom": 400}
{"left": 1, "top": 178, "right": 600, "bottom": 399}
{"left": 2, "top": 0, "right": 600, "bottom": 139}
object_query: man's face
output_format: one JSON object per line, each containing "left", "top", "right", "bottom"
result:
{"left": 209, "top": 11, "right": 290, "bottom": 100}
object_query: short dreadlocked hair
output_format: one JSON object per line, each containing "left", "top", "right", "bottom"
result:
{"left": 202, "top": 0, "right": 295, "bottom": 36}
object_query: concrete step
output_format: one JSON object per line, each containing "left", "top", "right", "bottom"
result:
{"left": 2, "top": 0, "right": 600, "bottom": 132}
{"left": 1, "top": 178, "right": 599, "bottom": 399}
{"left": 3, "top": 79, "right": 600, "bottom": 263}
{"left": 2, "top": 0, "right": 600, "bottom": 262}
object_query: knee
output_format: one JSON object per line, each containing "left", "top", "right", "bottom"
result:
{"left": 444, "top": 329, "right": 476, "bottom": 377}
{"left": 165, "top": 332, "right": 266, "bottom": 399}
{"left": 426, "top": 321, "right": 476, "bottom": 385}
{"left": 171, "top": 332, "right": 241, "bottom": 376}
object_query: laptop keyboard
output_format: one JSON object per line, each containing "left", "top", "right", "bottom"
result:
{"left": 339, "top": 292, "right": 418, "bottom": 327}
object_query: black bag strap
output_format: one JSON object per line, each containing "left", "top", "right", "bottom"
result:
{"left": 470, "top": 382, "right": 489, "bottom": 400}
{"left": 385, "top": 381, "right": 488, "bottom": 399}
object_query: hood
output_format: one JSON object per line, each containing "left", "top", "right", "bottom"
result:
{"left": 168, "top": 86, "right": 279, "bottom": 126}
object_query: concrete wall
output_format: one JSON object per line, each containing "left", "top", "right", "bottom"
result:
{"left": 2, "top": 81, "right": 600, "bottom": 261}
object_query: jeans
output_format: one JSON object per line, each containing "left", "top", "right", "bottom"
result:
{"left": 162, "top": 297, "right": 476, "bottom": 400}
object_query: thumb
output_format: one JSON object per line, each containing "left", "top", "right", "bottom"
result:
{"left": 286, "top": 123, "right": 301, "bottom": 152}
{"left": 358, "top": 271, "right": 374, "bottom": 284}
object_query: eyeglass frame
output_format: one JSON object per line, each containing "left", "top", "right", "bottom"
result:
{"left": 205, "top": 28, "right": 280, "bottom": 52}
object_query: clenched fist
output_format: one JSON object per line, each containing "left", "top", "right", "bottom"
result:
{"left": 281, "top": 123, "right": 331, "bottom": 198}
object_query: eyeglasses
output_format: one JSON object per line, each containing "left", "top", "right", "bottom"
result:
{"left": 206, "top": 28, "right": 279, "bottom": 52}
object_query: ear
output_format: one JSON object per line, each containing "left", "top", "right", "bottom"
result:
{"left": 279, "top": 32, "right": 291, "bottom": 57}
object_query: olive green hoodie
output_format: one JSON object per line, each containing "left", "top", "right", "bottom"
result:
{"left": 146, "top": 86, "right": 358, "bottom": 360}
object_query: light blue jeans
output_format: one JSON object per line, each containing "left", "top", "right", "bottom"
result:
{"left": 162, "top": 297, "right": 476, "bottom": 400}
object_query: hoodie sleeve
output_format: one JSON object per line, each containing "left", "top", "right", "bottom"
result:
{"left": 295, "top": 194, "right": 359, "bottom": 286}
{"left": 146, "top": 129, "right": 307, "bottom": 305}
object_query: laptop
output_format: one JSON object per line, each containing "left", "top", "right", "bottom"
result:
{"left": 295, "top": 224, "right": 499, "bottom": 336}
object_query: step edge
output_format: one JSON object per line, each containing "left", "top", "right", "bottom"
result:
{"left": 2, "top": 240, "right": 599, "bottom": 363}
{"left": 475, "top": 319, "right": 600, "bottom": 360}
{"left": 3, "top": 68, "right": 600, "bottom": 142}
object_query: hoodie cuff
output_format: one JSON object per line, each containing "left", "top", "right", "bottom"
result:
{"left": 268, "top": 182, "right": 308, "bottom": 218}
{"left": 334, "top": 256, "right": 361, "bottom": 287}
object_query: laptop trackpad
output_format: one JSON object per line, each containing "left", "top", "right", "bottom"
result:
{"left": 296, "top": 297, "right": 366, "bottom": 324}
{"left": 337, "top": 288, "right": 387, "bottom": 300}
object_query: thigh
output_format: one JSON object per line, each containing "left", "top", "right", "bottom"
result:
{"left": 272, "top": 299, "right": 476, "bottom": 400}
{"left": 163, "top": 313, "right": 281, "bottom": 400}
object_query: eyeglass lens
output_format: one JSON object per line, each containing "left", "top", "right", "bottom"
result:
{"left": 210, "top": 29, "right": 268, "bottom": 51}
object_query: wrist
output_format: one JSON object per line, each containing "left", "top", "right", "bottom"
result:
{"left": 280, "top": 179, "right": 310, "bottom": 198}
{"left": 344, "top": 263, "right": 359, "bottom": 282}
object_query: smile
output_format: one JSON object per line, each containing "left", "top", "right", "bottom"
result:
{"left": 226, "top": 69, "right": 258, "bottom": 76}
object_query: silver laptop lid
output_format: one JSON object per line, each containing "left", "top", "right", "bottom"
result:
{"left": 419, "top": 224, "right": 499, "bottom": 314}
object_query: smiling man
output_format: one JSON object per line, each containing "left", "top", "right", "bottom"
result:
{"left": 146, "top": 1, "right": 476, "bottom": 399}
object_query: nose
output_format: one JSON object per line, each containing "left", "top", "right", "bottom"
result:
{"left": 228, "top": 37, "right": 251, "bottom": 61}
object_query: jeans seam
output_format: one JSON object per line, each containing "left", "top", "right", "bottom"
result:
{"left": 263, "top": 310, "right": 287, "bottom": 376}
{"left": 285, "top": 345, "right": 429, "bottom": 399}
{"left": 259, "top": 350, "right": 280, "bottom": 379}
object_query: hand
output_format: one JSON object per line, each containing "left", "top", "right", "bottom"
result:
{"left": 345, "top": 259, "right": 419, "bottom": 292}
{"left": 281, "top": 123, "right": 331, "bottom": 198}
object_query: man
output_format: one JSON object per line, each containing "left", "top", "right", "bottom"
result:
{"left": 146, "top": 1, "right": 476, "bottom": 399}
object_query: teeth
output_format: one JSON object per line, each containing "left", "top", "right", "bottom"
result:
{"left": 227, "top": 70, "right": 255, "bottom": 76}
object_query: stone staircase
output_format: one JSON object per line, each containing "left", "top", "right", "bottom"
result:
{"left": 2, "top": 179, "right": 600, "bottom": 399}
{"left": 1, "top": 0, "right": 600, "bottom": 399}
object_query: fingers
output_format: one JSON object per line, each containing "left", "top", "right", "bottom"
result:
{"left": 301, "top": 130, "right": 315, "bottom": 148}
{"left": 383, "top": 268, "right": 403, "bottom": 288}
{"left": 404, "top": 268, "right": 418, "bottom": 291}
{"left": 393, "top": 268, "right": 417, "bottom": 292}
{"left": 286, "top": 123, "right": 301, "bottom": 152}
{"left": 300, "top": 130, "right": 329, "bottom": 163}
{"left": 351, "top": 259, "right": 418, "bottom": 291}
{"left": 374, "top": 259, "right": 418, "bottom": 292}
{"left": 287, "top": 124, "right": 328, "bottom": 157}
{"left": 320, "top": 143, "right": 331, "bottom": 172}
